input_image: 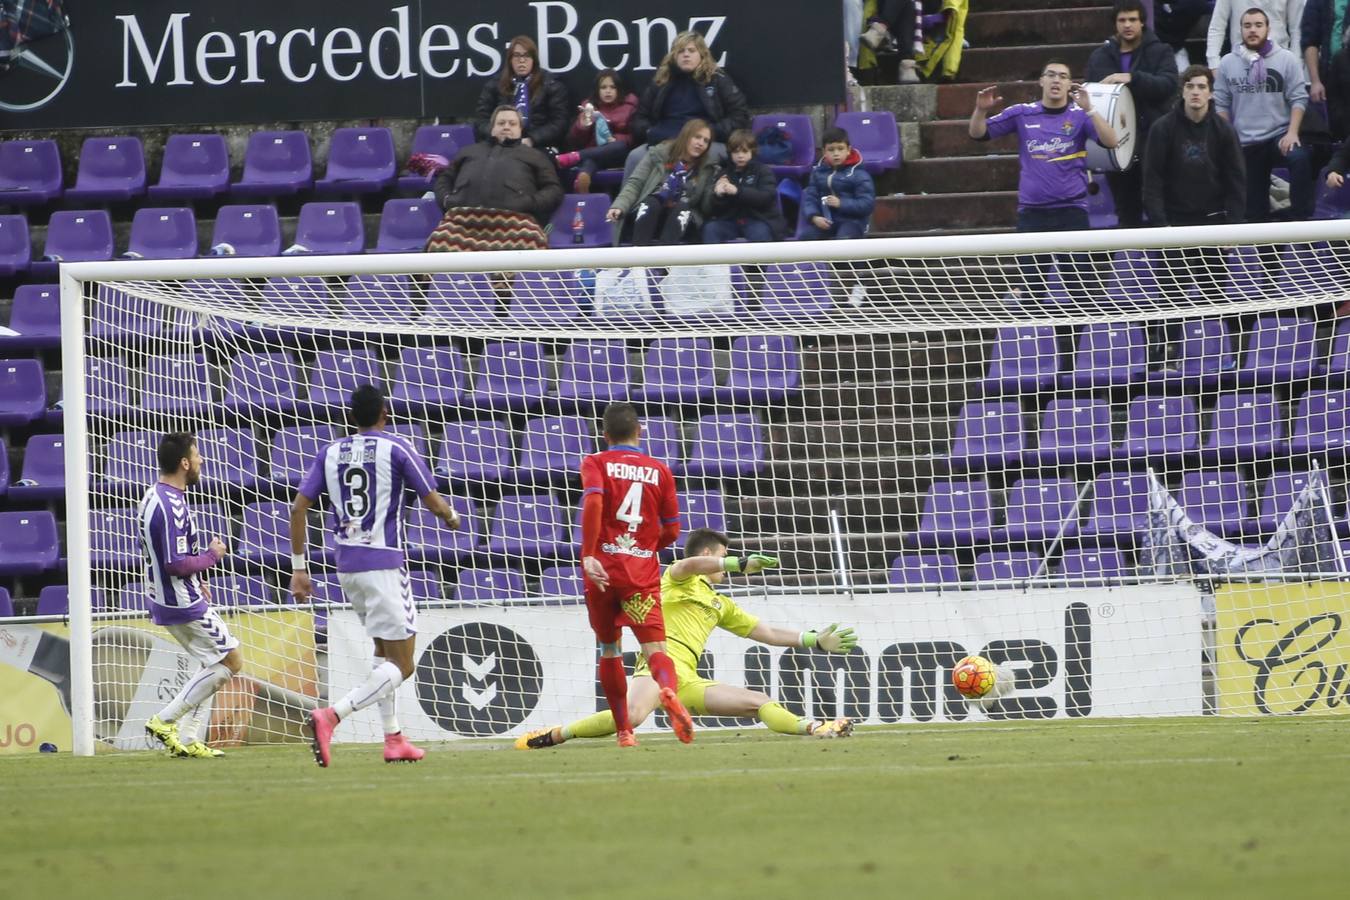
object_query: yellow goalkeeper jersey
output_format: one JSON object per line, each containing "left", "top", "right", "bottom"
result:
{"left": 635, "top": 567, "right": 760, "bottom": 679}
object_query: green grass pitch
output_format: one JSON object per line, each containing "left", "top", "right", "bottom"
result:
{"left": 3, "top": 717, "right": 1345, "bottom": 899}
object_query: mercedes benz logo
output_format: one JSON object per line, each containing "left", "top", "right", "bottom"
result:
{"left": 1, "top": 26, "right": 74, "bottom": 113}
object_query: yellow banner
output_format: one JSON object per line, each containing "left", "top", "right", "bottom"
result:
{"left": 1215, "top": 582, "right": 1350, "bottom": 716}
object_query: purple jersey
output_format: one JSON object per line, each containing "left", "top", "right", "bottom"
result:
{"left": 298, "top": 430, "right": 437, "bottom": 574}
{"left": 985, "top": 101, "right": 1100, "bottom": 210}
{"left": 137, "top": 483, "right": 210, "bottom": 625}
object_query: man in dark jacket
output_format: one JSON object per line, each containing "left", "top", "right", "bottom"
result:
{"left": 1085, "top": 0, "right": 1180, "bottom": 226}
{"left": 434, "top": 107, "right": 563, "bottom": 226}
{"left": 1303, "top": 0, "right": 1350, "bottom": 140}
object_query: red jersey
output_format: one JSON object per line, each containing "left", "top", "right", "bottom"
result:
{"left": 579, "top": 444, "right": 679, "bottom": 589}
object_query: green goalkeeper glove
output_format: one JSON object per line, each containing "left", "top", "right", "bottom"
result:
{"left": 722, "top": 554, "right": 779, "bottom": 575}
{"left": 802, "top": 624, "right": 857, "bottom": 653}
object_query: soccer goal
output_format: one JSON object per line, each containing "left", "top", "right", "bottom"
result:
{"left": 60, "top": 219, "right": 1350, "bottom": 756}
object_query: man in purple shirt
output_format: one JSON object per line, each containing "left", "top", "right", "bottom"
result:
{"left": 290, "top": 384, "right": 460, "bottom": 767}
{"left": 140, "top": 432, "right": 242, "bottom": 759}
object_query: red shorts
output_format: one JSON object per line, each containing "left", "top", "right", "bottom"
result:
{"left": 585, "top": 581, "right": 665, "bottom": 645}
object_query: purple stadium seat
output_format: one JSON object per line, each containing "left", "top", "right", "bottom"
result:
{"left": 675, "top": 490, "right": 729, "bottom": 548}
{"left": 1178, "top": 471, "right": 1250, "bottom": 538}
{"left": 1289, "top": 388, "right": 1350, "bottom": 457}
{"left": 0, "top": 587, "right": 12, "bottom": 617}
{"left": 509, "top": 270, "right": 588, "bottom": 326}
{"left": 268, "top": 425, "right": 339, "bottom": 488}
{"left": 760, "top": 262, "right": 834, "bottom": 318}
{"left": 636, "top": 338, "right": 716, "bottom": 405}
{"left": 1237, "top": 316, "right": 1316, "bottom": 387}
{"left": 469, "top": 341, "right": 549, "bottom": 412}
{"left": 238, "top": 501, "right": 292, "bottom": 570}
{"left": 9, "top": 434, "right": 66, "bottom": 503}
{"left": 342, "top": 273, "right": 418, "bottom": 321}
{"left": 0, "top": 140, "right": 62, "bottom": 207}
{"left": 1063, "top": 323, "right": 1148, "bottom": 390}
{"left": 548, "top": 194, "right": 616, "bottom": 249}
{"left": 909, "top": 480, "right": 994, "bottom": 547}
{"left": 516, "top": 416, "right": 593, "bottom": 484}
{"left": 148, "top": 134, "right": 230, "bottom": 201}
{"left": 207, "top": 576, "right": 274, "bottom": 609}
{"left": 1276, "top": 242, "right": 1347, "bottom": 294}
{"left": 388, "top": 421, "right": 433, "bottom": 459}
{"left": 947, "top": 401, "right": 1026, "bottom": 472}
{"left": 193, "top": 503, "right": 233, "bottom": 547}
{"left": 0, "top": 450, "right": 8, "bottom": 499}
{"left": 1029, "top": 399, "right": 1114, "bottom": 466}
{"left": 398, "top": 124, "right": 476, "bottom": 193}
{"left": 390, "top": 346, "right": 466, "bottom": 416}
{"left": 487, "top": 494, "right": 572, "bottom": 559}
{"left": 0, "top": 511, "right": 60, "bottom": 576}
{"left": 373, "top": 198, "right": 441, "bottom": 253}
{"left": 258, "top": 275, "right": 333, "bottom": 319}
{"left": 833, "top": 110, "right": 901, "bottom": 174}
{"left": 37, "top": 586, "right": 71, "bottom": 616}
{"left": 683, "top": 414, "right": 765, "bottom": 479}
{"left": 139, "top": 353, "right": 213, "bottom": 417}
{"left": 0, "top": 284, "right": 59, "bottom": 351}
{"left": 972, "top": 551, "right": 1043, "bottom": 582}
{"left": 983, "top": 326, "right": 1060, "bottom": 395}
{"left": 196, "top": 428, "right": 262, "bottom": 493}
{"left": 0, "top": 359, "right": 45, "bottom": 426}
{"left": 1202, "top": 392, "right": 1284, "bottom": 464}
{"left": 538, "top": 566, "right": 584, "bottom": 599}
{"left": 639, "top": 416, "right": 685, "bottom": 470}
{"left": 65, "top": 136, "right": 146, "bottom": 204}
{"left": 0, "top": 214, "right": 31, "bottom": 276}
{"left": 293, "top": 202, "right": 365, "bottom": 255}
{"left": 315, "top": 127, "right": 396, "bottom": 195}
{"left": 232, "top": 131, "right": 313, "bottom": 197}
{"left": 998, "top": 478, "right": 1081, "bottom": 543}
{"left": 1116, "top": 395, "right": 1199, "bottom": 462}
{"left": 406, "top": 498, "right": 481, "bottom": 566}
{"left": 1086, "top": 175, "right": 1117, "bottom": 228}
{"left": 439, "top": 420, "right": 515, "bottom": 482}
{"left": 456, "top": 567, "right": 528, "bottom": 603}
{"left": 1251, "top": 471, "right": 1326, "bottom": 535}
{"left": 1079, "top": 471, "right": 1152, "bottom": 545}
{"left": 1219, "top": 245, "right": 1269, "bottom": 300}
{"left": 87, "top": 284, "right": 166, "bottom": 344}
{"left": 425, "top": 273, "right": 500, "bottom": 327}
{"left": 100, "top": 431, "right": 158, "bottom": 490}
{"left": 1102, "top": 251, "right": 1161, "bottom": 305}
{"left": 304, "top": 348, "right": 385, "bottom": 413}
{"left": 210, "top": 205, "right": 282, "bottom": 257}
{"left": 32, "top": 210, "right": 113, "bottom": 280}
{"left": 888, "top": 552, "right": 960, "bottom": 588}
{"left": 1149, "top": 319, "right": 1237, "bottom": 389}
{"left": 751, "top": 114, "right": 817, "bottom": 180}
{"left": 1321, "top": 318, "right": 1350, "bottom": 381}
{"left": 223, "top": 351, "right": 301, "bottom": 415}
{"left": 555, "top": 339, "right": 630, "bottom": 409}
{"left": 85, "top": 356, "right": 131, "bottom": 419}
{"left": 1056, "top": 547, "right": 1126, "bottom": 580}
{"left": 126, "top": 207, "right": 198, "bottom": 259}
{"left": 116, "top": 582, "right": 151, "bottom": 613}
{"left": 717, "top": 335, "right": 802, "bottom": 405}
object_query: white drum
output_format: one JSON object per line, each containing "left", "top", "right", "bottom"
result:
{"left": 1082, "top": 82, "right": 1137, "bottom": 172}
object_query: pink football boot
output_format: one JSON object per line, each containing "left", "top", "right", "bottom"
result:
{"left": 308, "top": 707, "right": 338, "bottom": 768}
{"left": 383, "top": 732, "right": 425, "bottom": 763}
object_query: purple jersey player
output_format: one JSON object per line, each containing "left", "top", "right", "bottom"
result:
{"left": 290, "top": 384, "right": 460, "bottom": 768}
{"left": 140, "top": 432, "right": 242, "bottom": 759}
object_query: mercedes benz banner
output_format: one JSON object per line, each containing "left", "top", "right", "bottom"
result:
{"left": 0, "top": 1, "right": 843, "bottom": 129}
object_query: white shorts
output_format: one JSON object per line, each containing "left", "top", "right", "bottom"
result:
{"left": 163, "top": 607, "right": 240, "bottom": 667}
{"left": 338, "top": 568, "right": 417, "bottom": 641}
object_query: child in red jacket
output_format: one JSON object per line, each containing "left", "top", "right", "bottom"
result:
{"left": 556, "top": 69, "right": 638, "bottom": 193}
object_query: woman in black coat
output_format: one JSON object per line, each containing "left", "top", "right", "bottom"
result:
{"left": 472, "top": 35, "right": 571, "bottom": 150}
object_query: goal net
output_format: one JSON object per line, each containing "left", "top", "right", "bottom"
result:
{"left": 60, "top": 220, "right": 1350, "bottom": 755}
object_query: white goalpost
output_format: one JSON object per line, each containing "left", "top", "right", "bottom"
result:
{"left": 60, "top": 219, "right": 1350, "bottom": 756}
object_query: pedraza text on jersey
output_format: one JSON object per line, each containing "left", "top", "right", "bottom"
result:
{"left": 605, "top": 461, "right": 660, "bottom": 485}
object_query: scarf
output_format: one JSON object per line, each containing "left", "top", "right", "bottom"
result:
{"left": 657, "top": 160, "right": 690, "bottom": 204}
{"left": 1334, "top": 0, "right": 1350, "bottom": 57}
{"left": 1239, "top": 39, "right": 1275, "bottom": 91}
{"left": 512, "top": 78, "right": 531, "bottom": 127}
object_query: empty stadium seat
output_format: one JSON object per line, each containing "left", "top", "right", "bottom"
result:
{"left": 126, "top": 207, "right": 198, "bottom": 259}
{"left": 372, "top": 198, "right": 441, "bottom": 253}
{"left": 1055, "top": 547, "right": 1127, "bottom": 580}
{"left": 677, "top": 490, "right": 728, "bottom": 547}
{"left": 509, "top": 271, "right": 587, "bottom": 326}
{"left": 1201, "top": 393, "right": 1284, "bottom": 464}
{"left": 1102, "top": 251, "right": 1160, "bottom": 304}
{"left": 538, "top": 566, "right": 584, "bottom": 599}
{"left": 888, "top": 552, "right": 960, "bottom": 588}
{"left": 760, "top": 263, "right": 835, "bottom": 318}
{"left": 1151, "top": 319, "right": 1236, "bottom": 389}
{"left": 486, "top": 494, "right": 571, "bottom": 558}
{"left": 304, "top": 348, "right": 385, "bottom": 414}
{"left": 1236, "top": 316, "right": 1316, "bottom": 386}
{"left": 455, "top": 567, "right": 527, "bottom": 603}
{"left": 32, "top": 210, "right": 114, "bottom": 279}
{"left": 9, "top": 434, "right": 66, "bottom": 503}
{"left": 1178, "top": 471, "right": 1250, "bottom": 538}
{"left": 0, "top": 450, "right": 7, "bottom": 499}
{"left": 1116, "top": 395, "right": 1199, "bottom": 462}
{"left": 148, "top": 133, "right": 230, "bottom": 201}
{"left": 237, "top": 501, "right": 292, "bottom": 570}
{"left": 209, "top": 576, "right": 274, "bottom": 608}
{"left": 390, "top": 345, "right": 466, "bottom": 416}
{"left": 439, "top": 420, "right": 515, "bottom": 483}
{"left": 639, "top": 417, "right": 685, "bottom": 470}
{"left": 548, "top": 194, "right": 616, "bottom": 248}
{"left": 100, "top": 431, "right": 158, "bottom": 490}
{"left": 635, "top": 338, "right": 716, "bottom": 405}
{"left": 36, "top": 585, "right": 71, "bottom": 616}
{"left": 1028, "top": 399, "right": 1114, "bottom": 467}
{"left": 0, "top": 284, "right": 59, "bottom": 351}
{"left": 1276, "top": 242, "right": 1346, "bottom": 294}
{"left": 117, "top": 582, "right": 151, "bottom": 612}
{"left": 1289, "top": 388, "right": 1350, "bottom": 457}
{"left": 196, "top": 428, "right": 263, "bottom": 493}
{"left": 140, "top": 352, "right": 214, "bottom": 418}
{"left": 224, "top": 351, "right": 302, "bottom": 415}
{"left": 683, "top": 414, "right": 765, "bottom": 478}
{"left": 0, "top": 587, "right": 12, "bottom": 617}
{"left": 469, "top": 342, "right": 549, "bottom": 412}
{"left": 89, "top": 507, "right": 140, "bottom": 571}
{"left": 833, "top": 110, "right": 901, "bottom": 174}
{"left": 751, "top": 113, "right": 817, "bottom": 180}
{"left": 268, "top": 425, "right": 339, "bottom": 488}
{"left": 909, "top": 480, "right": 995, "bottom": 547}
{"left": 0, "top": 214, "right": 32, "bottom": 276}
{"left": 516, "top": 416, "right": 592, "bottom": 485}
{"left": 66, "top": 136, "right": 146, "bottom": 203}
{"left": 210, "top": 205, "right": 283, "bottom": 257}
{"left": 293, "top": 201, "right": 365, "bottom": 255}
{"left": 85, "top": 356, "right": 132, "bottom": 420}
{"left": 314, "top": 127, "right": 396, "bottom": 195}
{"left": 1078, "top": 471, "right": 1156, "bottom": 546}
{"left": 1250, "top": 471, "right": 1320, "bottom": 534}
{"left": 972, "top": 550, "right": 1043, "bottom": 582}
{"left": 0, "top": 139, "right": 62, "bottom": 206}
{"left": 232, "top": 130, "right": 313, "bottom": 197}
{"left": 88, "top": 284, "right": 166, "bottom": 343}
{"left": 1063, "top": 323, "right": 1148, "bottom": 390}
{"left": 398, "top": 124, "right": 476, "bottom": 193}
{"left": 0, "top": 359, "right": 45, "bottom": 426}
{"left": 983, "top": 326, "right": 1060, "bottom": 395}
{"left": 405, "top": 499, "right": 481, "bottom": 566}
{"left": 194, "top": 503, "right": 234, "bottom": 546}
{"left": 718, "top": 335, "right": 802, "bottom": 405}
{"left": 0, "top": 511, "right": 60, "bottom": 576}
{"left": 997, "top": 478, "right": 1081, "bottom": 543}
{"left": 555, "top": 339, "right": 631, "bottom": 409}
{"left": 425, "top": 273, "right": 501, "bottom": 327}
{"left": 947, "top": 401, "right": 1026, "bottom": 472}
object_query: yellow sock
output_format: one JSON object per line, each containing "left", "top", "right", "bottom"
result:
{"left": 562, "top": 710, "right": 618, "bottom": 740}
{"left": 757, "top": 702, "right": 811, "bottom": 735}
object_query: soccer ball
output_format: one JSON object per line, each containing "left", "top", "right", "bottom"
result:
{"left": 952, "top": 655, "right": 996, "bottom": 699}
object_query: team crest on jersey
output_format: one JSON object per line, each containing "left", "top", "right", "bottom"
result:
{"left": 622, "top": 592, "right": 657, "bottom": 623}
{"left": 1060, "top": 119, "right": 1075, "bottom": 135}
{"left": 176, "top": 536, "right": 188, "bottom": 555}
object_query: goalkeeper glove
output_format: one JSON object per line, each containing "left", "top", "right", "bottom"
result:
{"left": 802, "top": 624, "right": 857, "bottom": 653}
{"left": 722, "top": 554, "right": 779, "bottom": 575}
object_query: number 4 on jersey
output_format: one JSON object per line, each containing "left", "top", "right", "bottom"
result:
{"left": 615, "top": 481, "right": 644, "bottom": 532}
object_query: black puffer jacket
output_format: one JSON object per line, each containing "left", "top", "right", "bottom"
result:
{"left": 433, "top": 137, "right": 563, "bottom": 225}
{"left": 1085, "top": 29, "right": 1179, "bottom": 142}
{"left": 632, "top": 66, "right": 751, "bottom": 144}
{"left": 702, "top": 159, "right": 787, "bottom": 237}
{"left": 473, "top": 74, "right": 571, "bottom": 149}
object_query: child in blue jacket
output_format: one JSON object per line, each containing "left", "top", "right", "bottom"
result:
{"left": 801, "top": 126, "right": 875, "bottom": 239}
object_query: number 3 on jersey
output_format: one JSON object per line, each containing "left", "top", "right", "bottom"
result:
{"left": 615, "top": 481, "right": 644, "bottom": 532}
{"left": 343, "top": 466, "right": 370, "bottom": 519}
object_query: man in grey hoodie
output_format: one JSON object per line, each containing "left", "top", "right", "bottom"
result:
{"left": 1214, "top": 7, "right": 1313, "bottom": 220}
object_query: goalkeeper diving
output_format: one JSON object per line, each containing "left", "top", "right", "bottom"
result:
{"left": 517, "top": 528, "right": 858, "bottom": 749}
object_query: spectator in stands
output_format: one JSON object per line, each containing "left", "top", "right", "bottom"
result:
{"left": 1156, "top": 0, "right": 1215, "bottom": 70}
{"left": 915, "top": 0, "right": 971, "bottom": 83}
{"left": 1207, "top": 1, "right": 1304, "bottom": 70}
{"left": 555, "top": 69, "right": 639, "bottom": 193}
{"left": 627, "top": 31, "right": 750, "bottom": 177}
{"left": 1302, "top": 0, "right": 1350, "bottom": 139}
{"left": 473, "top": 35, "right": 570, "bottom": 152}
{"left": 700, "top": 129, "right": 788, "bottom": 243}
{"left": 801, "top": 126, "right": 877, "bottom": 239}
{"left": 859, "top": 1, "right": 924, "bottom": 83}
{"left": 1214, "top": 8, "right": 1313, "bottom": 220}
{"left": 428, "top": 106, "right": 562, "bottom": 252}
{"left": 1324, "top": 132, "right": 1350, "bottom": 190}
{"left": 606, "top": 118, "right": 718, "bottom": 245}
{"left": 1086, "top": 0, "right": 1181, "bottom": 227}
{"left": 1144, "top": 65, "right": 1248, "bottom": 225}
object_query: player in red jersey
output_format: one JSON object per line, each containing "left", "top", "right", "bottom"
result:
{"left": 579, "top": 402, "right": 692, "bottom": 747}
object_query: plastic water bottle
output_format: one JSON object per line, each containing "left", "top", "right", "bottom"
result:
{"left": 572, "top": 203, "right": 585, "bottom": 244}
